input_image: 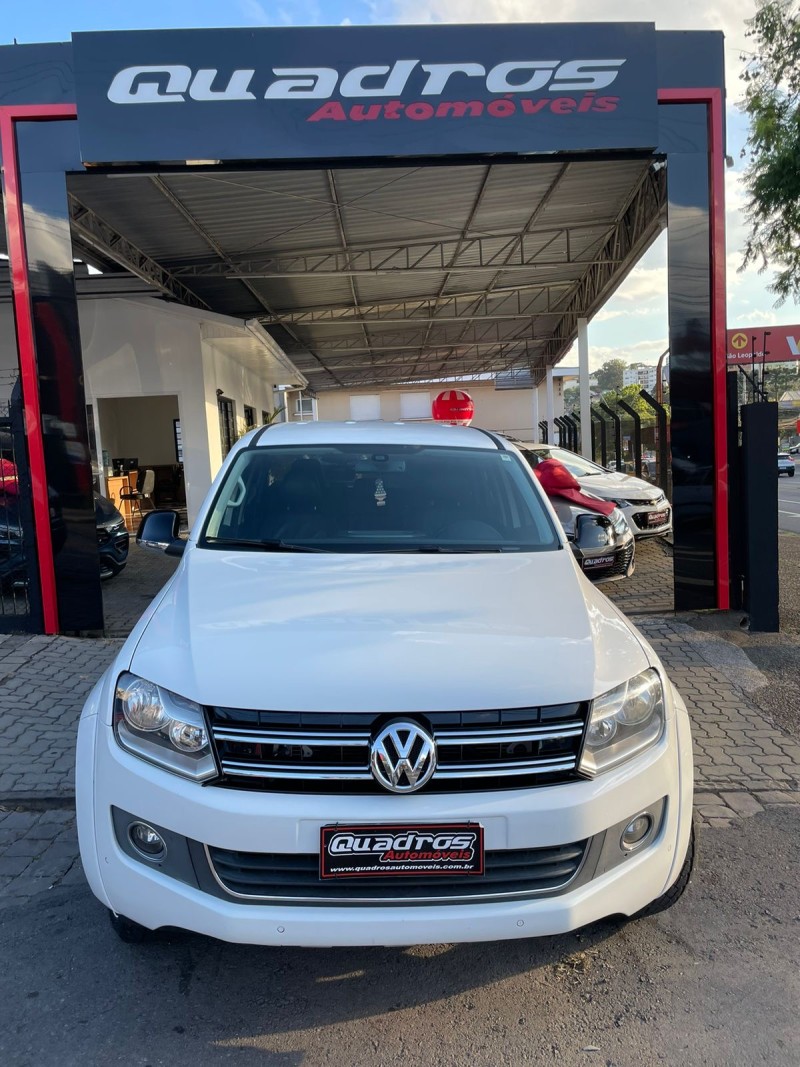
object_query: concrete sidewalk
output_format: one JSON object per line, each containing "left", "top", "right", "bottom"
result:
{"left": 0, "top": 608, "right": 799, "bottom": 904}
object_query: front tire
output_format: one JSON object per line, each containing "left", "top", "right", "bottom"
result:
{"left": 99, "top": 558, "right": 127, "bottom": 580}
{"left": 108, "top": 909, "right": 158, "bottom": 944}
{"left": 637, "top": 821, "right": 696, "bottom": 918}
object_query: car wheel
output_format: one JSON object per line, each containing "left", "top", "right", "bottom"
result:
{"left": 636, "top": 821, "right": 696, "bottom": 918}
{"left": 108, "top": 909, "right": 159, "bottom": 943}
{"left": 100, "top": 559, "right": 126, "bottom": 580}
{"left": 790, "top": 471, "right": 795, "bottom": 478}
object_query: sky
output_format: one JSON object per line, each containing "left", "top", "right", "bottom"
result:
{"left": 3, "top": 0, "right": 799, "bottom": 372}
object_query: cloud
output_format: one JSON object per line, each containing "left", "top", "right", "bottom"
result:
{"left": 238, "top": 0, "right": 272, "bottom": 25}
{"left": 377, "top": 0, "right": 757, "bottom": 96}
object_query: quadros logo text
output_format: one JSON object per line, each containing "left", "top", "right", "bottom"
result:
{"left": 107, "top": 59, "right": 627, "bottom": 104}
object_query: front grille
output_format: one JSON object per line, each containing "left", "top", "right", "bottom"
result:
{"left": 627, "top": 494, "right": 665, "bottom": 507}
{"left": 207, "top": 704, "right": 589, "bottom": 794}
{"left": 206, "top": 840, "right": 588, "bottom": 904}
{"left": 97, "top": 522, "right": 128, "bottom": 547}
{"left": 608, "top": 541, "right": 635, "bottom": 577}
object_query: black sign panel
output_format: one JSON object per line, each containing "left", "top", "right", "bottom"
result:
{"left": 72, "top": 24, "right": 658, "bottom": 164}
{"left": 320, "top": 823, "right": 484, "bottom": 878}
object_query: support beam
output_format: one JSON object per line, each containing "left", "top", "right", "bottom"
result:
{"left": 259, "top": 283, "right": 577, "bottom": 326}
{"left": 174, "top": 231, "right": 621, "bottom": 278}
{"left": 68, "top": 195, "right": 210, "bottom": 311}
{"left": 532, "top": 387, "right": 540, "bottom": 443}
{"left": 578, "top": 317, "right": 592, "bottom": 459}
{"left": 286, "top": 321, "right": 543, "bottom": 353}
{"left": 546, "top": 367, "right": 555, "bottom": 446}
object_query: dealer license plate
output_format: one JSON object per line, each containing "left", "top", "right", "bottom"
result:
{"left": 320, "top": 822, "right": 484, "bottom": 879}
{"left": 647, "top": 509, "right": 669, "bottom": 526}
{"left": 583, "top": 555, "right": 614, "bottom": 570}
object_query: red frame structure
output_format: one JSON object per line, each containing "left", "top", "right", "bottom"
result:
{"left": 0, "top": 94, "right": 730, "bottom": 632}
{"left": 0, "top": 104, "right": 77, "bottom": 634}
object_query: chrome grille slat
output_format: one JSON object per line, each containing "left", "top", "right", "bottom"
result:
{"left": 434, "top": 757, "right": 576, "bottom": 777}
{"left": 209, "top": 703, "right": 589, "bottom": 793}
{"left": 439, "top": 725, "right": 583, "bottom": 744}
{"left": 221, "top": 761, "right": 372, "bottom": 780}
{"left": 214, "top": 730, "right": 371, "bottom": 746}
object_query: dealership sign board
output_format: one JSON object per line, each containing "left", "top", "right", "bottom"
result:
{"left": 726, "top": 326, "right": 800, "bottom": 364}
{"left": 72, "top": 24, "right": 658, "bottom": 163}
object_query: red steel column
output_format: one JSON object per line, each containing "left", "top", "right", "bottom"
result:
{"left": 0, "top": 105, "right": 77, "bottom": 634}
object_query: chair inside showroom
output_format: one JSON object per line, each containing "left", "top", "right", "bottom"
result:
{"left": 120, "top": 468, "right": 156, "bottom": 520}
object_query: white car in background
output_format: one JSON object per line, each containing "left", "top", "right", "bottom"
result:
{"left": 76, "top": 422, "right": 694, "bottom": 948}
{"left": 778, "top": 453, "right": 795, "bottom": 477}
{"left": 514, "top": 444, "right": 672, "bottom": 539}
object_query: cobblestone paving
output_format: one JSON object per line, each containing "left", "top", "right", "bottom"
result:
{"left": 102, "top": 542, "right": 179, "bottom": 637}
{"left": 0, "top": 548, "right": 798, "bottom": 910}
{"left": 0, "top": 634, "right": 121, "bottom": 801}
{"left": 604, "top": 537, "right": 674, "bottom": 615}
{"left": 0, "top": 807, "right": 80, "bottom": 909}
{"left": 633, "top": 615, "right": 800, "bottom": 829}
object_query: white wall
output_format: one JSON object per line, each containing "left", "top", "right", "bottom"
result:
{"left": 79, "top": 298, "right": 212, "bottom": 522}
{"left": 0, "top": 297, "right": 301, "bottom": 525}
{"left": 315, "top": 380, "right": 563, "bottom": 441}
{"left": 200, "top": 336, "right": 283, "bottom": 476}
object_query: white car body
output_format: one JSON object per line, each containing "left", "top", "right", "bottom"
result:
{"left": 77, "top": 422, "right": 693, "bottom": 947}
{"left": 514, "top": 443, "right": 672, "bottom": 539}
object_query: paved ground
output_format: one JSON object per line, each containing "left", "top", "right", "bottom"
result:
{"left": 778, "top": 462, "right": 800, "bottom": 533}
{"left": 0, "top": 805, "right": 797, "bottom": 1067}
{"left": 604, "top": 539, "right": 674, "bottom": 616}
{"left": 1, "top": 540, "right": 799, "bottom": 1064}
{"left": 102, "top": 542, "right": 179, "bottom": 637}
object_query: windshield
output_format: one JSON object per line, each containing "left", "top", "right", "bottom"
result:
{"left": 200, "top": 444, "right": 559, "bottom": 553}
{"left": 521, "top": 446, "right": 606, "bottom": 479}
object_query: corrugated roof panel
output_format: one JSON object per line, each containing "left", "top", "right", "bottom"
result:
{"left": 66, "top": 158, "right": 662, "bottom": 392}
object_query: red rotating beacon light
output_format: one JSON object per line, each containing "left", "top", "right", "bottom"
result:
{"left": 431, "top": 389, "right": 475, "bottom": 426}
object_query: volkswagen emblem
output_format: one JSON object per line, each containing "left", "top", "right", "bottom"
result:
{"left": 370, "top": 721, "right": 437, "bottom": 794}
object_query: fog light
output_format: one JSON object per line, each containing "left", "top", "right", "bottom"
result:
{"left": 621, "top": 813, "right": 653, "bottom": 851}
{"left": 129, "top": 822, "right": 167, "bottom": 861}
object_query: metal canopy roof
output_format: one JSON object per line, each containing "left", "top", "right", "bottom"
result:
{"left": 65, "top": 158, "right": 665, "bottom": 392}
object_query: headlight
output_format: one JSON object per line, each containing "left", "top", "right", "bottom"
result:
{"left": 611, "top": 511, "right": 630, "bottom": 536}
{"left": 113, "top": 672, "right": 217, "bottom": 781}
{"left": 579, "top": 668, "right": 665, "bottom": 776}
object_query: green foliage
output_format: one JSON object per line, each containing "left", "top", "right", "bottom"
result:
{"left": 741, "top": 1, "right": 800, "bottom": 302}
{"left": 262, "top": 405, "right": 285, "bottom": 426}
{"left": 599, "top": 384, "right": 670, "bottom": 421}
{"left": 764, "top": 361, "right": 800, "bottom": 398}
{"left": 563, "top": 384, "right": 581, "bottom": 413}
{"left": 593, "top": 358, "right": 627, "bottom": 393}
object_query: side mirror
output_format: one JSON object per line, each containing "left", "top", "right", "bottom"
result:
{"left": 136, "top": 510, "right": 185, "bottom": 556}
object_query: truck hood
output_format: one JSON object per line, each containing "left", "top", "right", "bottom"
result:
{"left": 130, "top": 547, "right": 649, "bottom": 713}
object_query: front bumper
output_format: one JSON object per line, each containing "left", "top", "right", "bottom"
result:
{"left": 622, "top": 504, "right": 672, "bottom": 539}
{"left": 77, "top": 686, "right": 693, "bottom": 947}
{"left": 574, "top": 538, "right": 635, "bottom": 584}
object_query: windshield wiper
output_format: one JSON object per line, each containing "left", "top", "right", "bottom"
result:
{"left": 204, "top": 537, "right": 329, "bottom": 553}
